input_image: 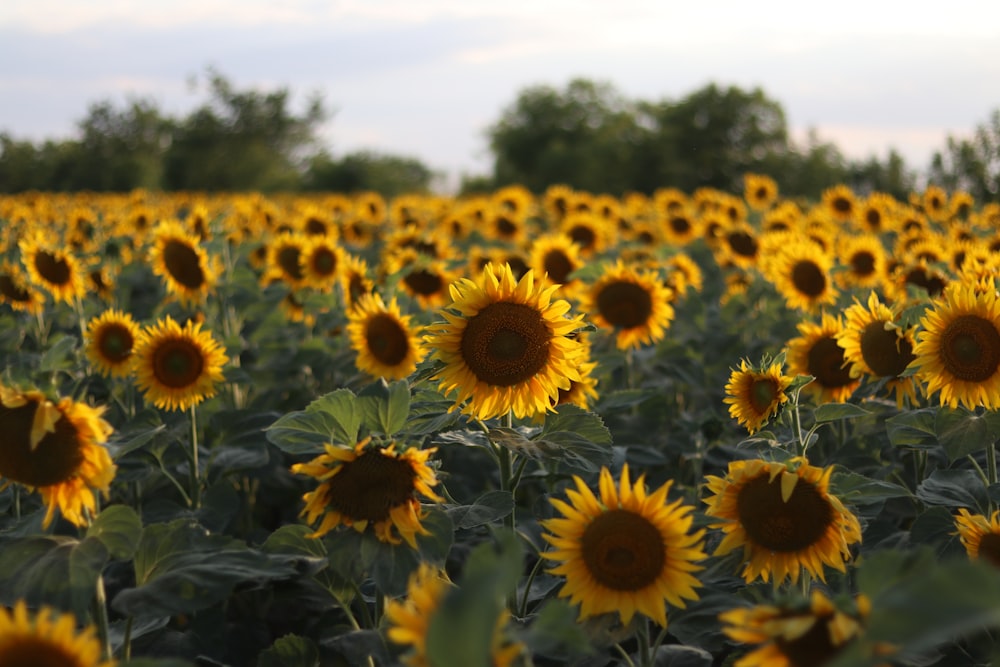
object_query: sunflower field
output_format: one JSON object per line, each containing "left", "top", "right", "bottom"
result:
{"left": 2, "top": 179, "right": 1000, "bottom": 667}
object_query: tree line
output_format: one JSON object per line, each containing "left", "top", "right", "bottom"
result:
{"left": 1, "top": 72, "right": 998, "bottom": 201}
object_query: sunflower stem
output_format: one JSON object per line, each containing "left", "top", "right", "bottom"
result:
{"left": 73, "top": 295, "right": 87, "bottom": 341}
{"left": 13, "top": 485, "right": 20, "bottom": 521}
{"left": 790, "top": 385, "right": 806, "bottom": 457}
{"left": 613, "top": 642, "right": 637, "bottom": 667}
{"left": 988, "top": 440, "right": 998, "bottom": 514}
{"left": 189, "top": 405, "right": 202, "bottom": 509}
{"left": 93, "top": 575, "right": 112, "bottom": 662}
{"left": 637, "top": 616, "right": 652, "bottom": 667}
{"left": 518, "top": 554, "right": 547, "bottom": 618}
{"left": 122, "top": 616, "right": 134, "bottom": 661}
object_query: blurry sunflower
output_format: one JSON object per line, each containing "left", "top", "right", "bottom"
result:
{"left": 664, "top": 252, "right": 704, "bottom": 296}
{"left": 19, "top": 235, "right": 86, "bottom": 305}
{"left": 0, "top": 383, "right": 115, "bottom": 528}
{"left": 492, "top": 183, "right": 535, "bottom": 220}
{"left": 911, "top": 282, "right": 1000, "bottom": 410}
{"left": 387, "top": 252, "right": 459, "bottom": 310}
{"left": 763, "top": 241, "right": 838, "bottom": 312}
{"left": 821, "top": 184, "right": 857, "bottom": 224}
{"left": 703, "top": 457, "right": 861, "bottom": 584}
{"left": 347, "top": 293, "right": 426, "bottom": 380}
{"left": 949, "top": 189, "right": 975, "bottom": 221}
{"left": 582, "top": 261, "right": 674, "bottom": 350}
{"left": 653, "top": 187, "right": 689, "bottom": 218}
{"left": 743, "top": 173, "right": 779, "bottom": 211}
{"left": 720, "top": 590, "right": 871, "bottom": 667}
{"left": 856, "top": 192, "right": 898, "bottom": 233}
{"left": 485, "top": 208, "right": 528, "bottom": 245}
{"left": 385, "top": 563, "right": 523, "bottom": 667}
{"left": 560, "top": 212, "right": 611, "bottom": 257}
{"left": 264, "top": 232, "right": 310, "bottom": 289}
{"left": 84, "top": 309, "right": 140, "bottom": 378}
{"left": 785, "top": 313, "right": 859, "bottom": 404}
{"left": 836, "top": 292, "right": 918, "bottom": 407}
{"left": 301, "top": 234, "right": 343, "bottom": 292}
{"left": 280, "top": 292, "right": 315, "bottom": 327}
{"left": 353, "top": 191, "right": 387, "bottom": 225}
{"left": 719, "top": 223, "right": 761, "bottom": 269}
{"left": 553, "top": 334, "right": 600, "bottom": 411}
{"left": 85, "top": 265, "right": 116, "bottom": 302}
{"left": 836, "top": 233, "right": 888, "bottom": 291}
{"left": 132, "top": 316, "right": 228, "bottom": 412}
{"left": 0, "top": 263, "right": 45, "bottom": 315}
{"left": 922, "top": 185, "right": 949, "bottom": 222}
{"left": 0, "top": 599, "right": 116, "bottom": 667}
{"left": 528, "top": 233, "right": 584, "bottom": 297}
{"left": 339, "top": 253, "right": 376, "bottom": 308}
{"left": 340, "top": 214, "right": 377, "bottom": 248}
{"left": 541, "top": 464, "right": 706, "bottom": 627}
{"left": 888, "top": 259, "right": 949, "bottom": 302}
{"left": 148, "top": 221, "right": 216, "bottom": 306}
{"left": 660, "top": 208, "right": 701, "bottom": 247}
{"left": 955, "top": 508, "right": 1000, "bottom": 567}
{"left": 425, "top": 263, "right": 586, "bottom": 421}
{"left": 543, "top": 184, "right": 576, "bottom": 223}
{"left": 724, "top": 359, "right": 793, "bottom": 434}
{"left": 291, "top": 438, "right": 443, "bottom": 547}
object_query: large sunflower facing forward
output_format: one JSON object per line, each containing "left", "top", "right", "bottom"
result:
{"left": 724, "top": 359, "right": 794, "bottom": 434}
{"left": 703, "top": 457, "right": 861, "bottom": 585}
{"left": 148, "top": 221, "right": 217, "bottom": 306}
{"left": 0, "top": 384, "right": 115, "bottom": 528}
{"left": 347, "top": 293, "right": 426, "bottom": 380}
{"left": 0, "top": 600, "right": 116, "bottom": 667}
{"left": 425, "top": 263, "right": 586, "bottom": 421}
{"left": 132, "top": 316, "right": 228, "bottom": 411}
{"left": 291, "top": 438, "right": 443, "bottom": 548}
{"left": 763, "top": 241, "right": 838, "bottom": 313}
{"left": 541, "top": 464, "right": 706, "bottom": 627}
{"left": 955, "top": 508, "right": 1000, "bottom": 567}
{"left": 911, "top": 282, "right": 1000, "bottom": 410}
{"left": 785, "top": 313, "right": 859, "bottom": 404}
{"left": 582, "top": 261, "right": 675, "bottom": 350}
{"left": 84, "top": 309, "right": 140, "bottom": 378}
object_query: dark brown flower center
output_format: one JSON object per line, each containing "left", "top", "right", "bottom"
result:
{"left": 310, "top": 247, "right": 338, "bottom": 277}
{"left": 939, "top": 314, "right": 1000, "bottom": 382}
{"left": 0, "top": 635, "right": 85, "bottom": 667}
{"left": 748, "top": 378, "right": 780, "bottom": 415}
{"left": 903, "top": 267, "right": 946, "bottom": 297}
{"left": 775, "top": 615, "right": 843, "bottom": 667}
{"left": 849, "top": 251, "right": 876, "bottom": 277}
{"left": 97, "top": 323, "right": 135, "bottom": 364}
{"left": 978, "top": 533, "right": 1000, "bottom": 568}
{"left": 791, "top": 260, "right": 827, "bottom": 298}
{"left": 403, "top": 269, "right": 444, "bottom": 297}
{"left": 860, "top": 321, "right": 915, "bottom": 377}
{"left": 460, "top": 301, "right": 552, "bottom": 387}
{"left": 495, "top": 216, "right": 518, "bottom": 238}
{"left": 0, "top": 273, "right": 31, "bottom": 302}
{"left": 807, "top": 337, "right": 855, "bottom": 389}
{"left": 737, "top": 472, "right": 834, "bottom": 552}
{"left": 597, "top": 281, "right": 653, "bottom": 329}
{"left": 0, "top": 399, "right": 84, "bottom": 486}
{"left": 278, "top": 245, "right": 304, "bottom": 281}
{"left": 543, "top": 250, "right": 574, "bottom": 285}
{"left": 727, "top": 231, "right": 758, "bottom": 258}
{"left": 162, "top": 239, "right": 206, "bottom": 289}
{"left": 831, "top": 197, "right": 852, "bottom": 214}
{"left": 366, "top": 314, "right": 410, "bottom": 366}
{"left": 581, "top": 509, "right": 665, "bottom": 591}
{"left": 322, "top": 450, "right": 416, "bottom": 522}
{"left": 152, "top": 338, "right": 205, "bottom": 389}
{"left": 669, "top": 216, "right": 691, "bottom": 236}
{"left": 568, "top": 225, "right": 597, "bottom": 250}
{"left": 35, "top": 250, "right": 71, "bottom": 286}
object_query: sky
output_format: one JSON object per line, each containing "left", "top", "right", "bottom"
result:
{"left": 2, "top": 0, "right": 1000, "bottom": 191}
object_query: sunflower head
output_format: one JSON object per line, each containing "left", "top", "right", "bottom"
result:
{"left": 724, "top": 359, "right": 793, "bottom": 434}
{"left": 582, "top": 261, "right": 675, "bottom": 350}
{"left": 785, "top": 313, "right": 859, "bottom": 404}
{"left": 347, "top": 293, "right": 426, "bottom": 381}
{"left": 743, "top": 173, "right": 779, "bottom": 211}
{"left": 84, "top": 309, "right": 141, "bottom": 378}
{"left": 148, "top": 221, "right": 216, "bottom": 306}
{"left": 19, "top": 234, "right": 86, "bottom": 305}
{"left": 955, "top": 508, "right": 1000, "bottom": 567}
{"left": 0, "top": 599, "right": 117, "bottom": 667}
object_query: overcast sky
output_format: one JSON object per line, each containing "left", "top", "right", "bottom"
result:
{"left": 2, "top": 0, "right": 999, "bottom": 190}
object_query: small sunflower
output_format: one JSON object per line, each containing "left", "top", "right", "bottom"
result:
{"left": 84, "top": 309, "right": 141, "bottom": 378}
{"left": 541, "top": 464, "right": 706, "bottom": 627}
{"left": 911, "top": 282, "right": 1000, "bottom": 410}
{"left": 425, "top": 263, "right": 586, "bottom": 421}
{"left": 743, "top": 173, "right": 779, "bottom": 211}
{"left": 560, "top": 212, "right": 612, "bottom": 257}
{"left": 703, "top": 457, "right": 862, "bottom": 585}
{"left": 291, "top": 438, "right": 443, "bottom": 548}
{"left": 132, "top": 316, "right": 228, "bottom": 412}
{"left": 347, "top": 293, "right": 426, "bottom": 381}
{"left": 763, "top": 242, "right": 838, "bottom": 313}
{"left": 264, "top": 232, "right": 310, "bottom": 289}
{"left": 528, "top": 233, "right": 584, "bottom": 298}
{"left": 582, "top": 261, "right": 674, "bottom": 350}
{"left": 955, "top": 508, "right": 1000, "bottom": 567}
{"left": 553, "top": 334, "right": 600, "bottom": 411}
{"left": 821, "top": 184, "right": 857, "bottom": 224}
{"left": 0, "top": 262, "right": 45, "bottom": 314}
{"left": 664, "top": 252, "right": 704, "bottom": 296}
{"left": 0, "top": 599, "right": 116, "bottom": 667}
{"left": 724, "top": 359, "right": 793, "bottom": 434}
{"left": 339, "top": 253, "right": 376, "bottom": 308}
{"left": 0, "top": 384, "right": 115, "bottom": 528}
{"left": 19, "top": 234, "right": 86, "bottom": 305}
{"left": 719, "top": 223, "right": 761, "bottom": 269}
{"left": 660, "top": 208, "right": 702, "bottom": 247}
{"left": 720, "top": 590, "right": 870, "bottom": 667}
{"left": 785, "top": 313, "right": 859, "bottom": 404}
{"left": 836, "top": 233, "right": 888, "bottom": 291}
{"left": 301, "top": 234, "right": 343, "bottom": 292}
{"left": 148, "top": 221, "right": 216, "bottom": 306}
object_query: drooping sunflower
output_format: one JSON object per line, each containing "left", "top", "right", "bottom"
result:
{"left": 763, "top": 241, "right": 838, "bottom": 313}
{"left": 720, "top": 590, "right": 871, "bottom": 667}
{"left": 19, "top": 235, "right": 86, "bottom": 305}
{"left": 148, "top": 221, "right": 216, "bottom": 306}
{"left": 384, "top": 563, "right": 523, "bottom": 667}
{"left": 0, "top": 600, "right": 116, "bottom": 667}
{"left": 347, "top": 293, "right": 426, "bottom": 381}
{"left": 84, "top": 309, "right": 140, "bottom": 378}
{"left": 704, "top": 457, "right": 861, "bottom": 585}
{"left": 582, "top": 261, "right": 674, "bottom": 350}
{"left": 425, "top": 263, "right": 586, "bottom": 420}
{"left": 911, "top": 282, "right": 1000, "bottom": 410}
{"left": 0, "top": 262, "right": 45, "bottom": 315}
{"left": 724, "top": 359, "right": 794, "bottom": 434}
{"left": 541, "top": 464, "right": 706, "bottom": 627}
{"left": 291, "top": 438, "right": 443, "bottom": 548}
{"left": 836, "top": 292, "right": 918, "bottom": 407}
{"left": 955, "top": 508, "right": 1000, "bottom": 567}
{"left": 0, "top": 384, "right": 115, "bottom": 528}
{"left": 743, "top": 173, "right": 779, "bottom": 211}
{"left": 132, "top": 316, "right": 228, "bottom": 412}
{"left": 785, "top": 313, "right": 859, "bottom": 404}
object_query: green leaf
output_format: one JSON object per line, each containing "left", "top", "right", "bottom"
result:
{"left": 541, "top": 405, "right": 614, "bottom": 447}
{"left": 399, "top": 391, "right": 462, "bottom": 437}
{"left": 909, "top": 506, "right": 966, "bottom": 557}
{"left": 87, "top": 505, "right": 142, "bottom": 560}
{"left": 0, "top": 535, "right": 109, "bottom": 617}
{"left": 266, "top": 389, "right": 361, "bottom": 455}
{"left": 257, "top": 634, "right": 320, "bottom": 667}
{"left": 812, "top": 402, "right": 872, "bottom": 423}
{"left": 830, "top": 470, "right": 912, "bottom": 506}
{"left": 364, "top": 508, "right": 453, "bottom": 597}
{"left": 358, "top": 379, "right": 410, "bottom": 436}
{"left": 39, "top": 333, "right": 78, "bottom": 372}
{"left": 108, "top": 409, "right": 167, "bottom": 459}
{"left": 446, "top": 491, "right": 514, "bottom": 529}
{"left": 520, "top": 598, "right": 594, "bottom": 658}
{"left": 936, "top": 407, "right": 992, "bottom": 461}
{"left": 916, "top": 468, "right": 989, "bottom": 512}
{"left": 885, "top": 407, "right": 939, "bottom": 449}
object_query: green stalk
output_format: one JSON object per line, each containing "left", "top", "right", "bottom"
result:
{"left": 988, "top": 440, "right": 998, "bottom": 514}
{"left": 189, "top": 405, "right": 201, "bottom": 509}
{"left": 94, "top": 576, "right": 112, "bottom": 661}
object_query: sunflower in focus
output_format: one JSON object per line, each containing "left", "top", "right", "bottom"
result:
{"left": 291, "top": 438, "right": 443, "bottom": 548}
{"left": 0, "top": 600, "right": 116, "bottom": 667}
{"left": 425, "top": 263, "right": 586, "bottom": 421}
{"left": 743, "top": 173, "right": 779, "bottom": 211}
{"left": 541, "top": 464, "right": 706, "bottom": 627}
{"left": 148, "top": 221, "right": 217, "bottom": 306}
{"left": 84, "top": 309, "right": 140, "bottom": 378}
{"left": 955, "top": 508, "right": 1000, "bottom": 567}
{"left": 763, "top": 241, "right": 838, "bottom": 312}
{"left": 720, "top": 590, "right": 871, "bottom": 667}
{"left": 582, "top": 261, "right": 674, "bottom": 350}
{"left": 703, "top": 457, "right": 862, "bottom": 584}
{"left": 0, "top": 384, "right": 115, "bottom": 528}
{"left": 911, "top": 282, "right": 1000, "bottom": 410}
{"left": 132, "top": 316, "right": 228, "bottom": 412}
{"left": 19, "top": 234, "right": 86, "bottom": 305}
{"left": 347, "top": 293, "right": 426, "bottom": 380}
{"left": 785, "top": 313, "right": 859, "bottom": 404}
{"left": 724, "top": 359, "right": 793, "bottom": 434}
{"left": 385, "top": 563, "right": 523, "bottom": 667}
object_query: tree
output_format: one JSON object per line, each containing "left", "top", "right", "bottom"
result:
{"left": 928, "top": 109, "right": 1000, "bottom": 202}
{"left": 304, "top": 150, "right": 435, "bottom": 197}
{"left": 72, "top": 99, "right": 171, "bottom": 190}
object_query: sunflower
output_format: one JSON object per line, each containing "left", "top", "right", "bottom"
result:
{"left": 148, "top": 221, "right": 216, "bottom": 305}
{"left": 301, "top": 234, "right": 343, "bottom": 292}
{"left": 132, "top": 316, "right": 228, "bottom": 412}
{"left": 664, "top": 252, "right": 704, "bottom": 296}
{"left": 582, "top": 261, "right": 674, "bottom": 350}
{"left": 528, "top": 233, "right": 584, "bottom": 298}
{"left": 0, "top": 600, "right": 116, "bottom": 667}
{"left": 836, "top": 292, "right": 918, "bottom": 407}
{"left": 719, "top": 223, "right": 761, "bottom": 269}
{"left": 560, "top": 212, "right": 612, "bottom": 257}
{"left": 660, "top": 207, "right": 702, "bottom": 247}
{"left": 347, "top": 293, "right": 426, "bottom": 380}
{"left": 384, "top": 563, "right": 523, "bottom": 667}
{"left": 354, "top": 191, "right": 388, "bottom": 225}
{"left": 19, "top": 235, "right": 86, "bottom": 305}
{"left": 485, "top": 207, "right": 528, "bottom": 245}
{"left": 785, "top": 313, "right": 859, "bottom": 404}
{"left": 0, "top": 262, "right": 45, "bottom": 315}
{"left": 922, "top": 185, "right": 949, "bottom": 222}
{"left": 291, "top": 438, "right": 443, "bottom": 547}
{"left": 339, "top": 253, "right": 376, "bottom": 308}
{"left": 264, "top": 232, "right": 310, "bottom": 289}
{"left": 553, "top": 334, "right": 600, "bottom": 411}
{"left": 492, "top": 183, "right": 535, "bottom": 220}
{"left": 541, "top": 464, "right": 706, "bottom": 627}
{"left": 385, "top": 251, "right": 459, "bottom": 310}
{"left": 543, "top": 184, "right": 576, "bottom": 223}
{"left": 0, "top": 384, "right": 115, "bottom": 528}
{"left": 724, "top": 360, "right": 793, "bottom": 434}
{"left": 720, "top": 590, "right": 870, "bottom": 667}
{"left": 911, "top": 282, "right": 1000, "bottom": 410}
{"left": 955, "top": 508, "right": 1000, "bottom": 567}
{"left": 836, "top": 233, "right": 888, "bottom": 291}
{"left": 821, "top": 184, "right": 857, "bottom": 224}
{"left": 84, "top": 309, "right": 140, "bottom": 378}
{"left": 703, "top": 457, "right": 862, "bottom": 585}
{"left": 425, "top": 263, "right": 586, "bottom": 421}
{"left": 763, "top": 241, "right": 838, "bottom": 313}
{"left": 743, "top": 173, "right": 779, "bottom": 211}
